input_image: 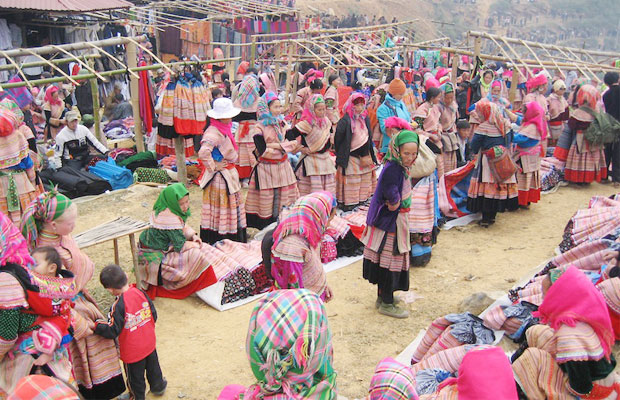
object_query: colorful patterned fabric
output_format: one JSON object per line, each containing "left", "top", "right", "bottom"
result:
{"left": 8, "top": 375, "right": 80, "bottom": 400}
{"left": 153, "top": 183, "right": 190, "bottom": 222}
{"left": 272, "top": 191, "right": 336, "bottom": 250}
{"left": 576, "top": 84, "right": 600, "bottom": 110}
{"left": 368, "top": 357, "right": 418, "bottom": 400}
{"left": 242, "top": 289, "right": 336, "bottom": 399}
{"left": 20, "top": 191, "right": 72, "bottom": 251}
{"left": 470, "top": 100, "right": 508, "bottom": 137}
{"left": 237, "top": 74, "right": 261, "bottom": 110}
{"left": 257, "top": 92, "right": 283, "bottom": 128}
{"left": 0, "top": 212, "right": 34, "bottom": 268}
{"left": 522, "top": 101, "right": 547, "bottom": 141}
{"left": 133, "top": 167, "right": 171, "bottom": 184}
{"left": 534, "top": 266, "right": 614, "bottom": 361}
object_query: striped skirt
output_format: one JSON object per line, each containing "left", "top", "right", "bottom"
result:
{"left": 155, "top": 136, "right": 194, "bottom": 157}
{"left": 516, "top": 170, "right": 541, "bottom": 206}
{"left": 200, "top": 173, "right": 247, "bottom": 244}
{"left": 296, "top": 171, "right": 336, "bottom": 197}
{"left": 70, "top": 293, "right": 126, "bottom": 398}
{"left": 0, "top": 170, "right": 39, "bottom": 224}
{"left": 236, "top": 142, "right": 256, "bottom": 179}
{"left": 245, "top": 182, "right": 299, "bottom": 229}
{"left": 442, "top": 150, "right": 458, "bottom": 174}
{"left": 335, "top": 157, "right": 377, "bottom": 209}
{"left": 467, "top": 159, "right": 519, "bottom": 214}
{"left": 564, "top": 145, "right": 607, "bottom": 183}
{"left": 410, "top": 345, "right": 470, "bottom": 375}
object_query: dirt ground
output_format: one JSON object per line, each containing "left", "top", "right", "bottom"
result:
{"left": 74, "top": 182, "right": 619, "bottom": 399}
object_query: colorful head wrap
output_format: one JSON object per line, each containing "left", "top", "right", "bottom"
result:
{"left": 304, "top": 69, "right": 324, "bottom": 84}
{"left": 471, "top": 100, "right": 508, "bottom": 136}
{"left": 0, "top": 211, "right": 34, "bottom": 268}
{"left": 491, "top": 80, "right": 502, "bottom": 89}
{"left": 368, "top": 357, "right": 418, "bottom": 400}
{"left": 442, "top": 82, "right": 455, "bottom": 94}
{"left": 237, "top": 73, "right": 261, "bottom": 109}
{"left": 153, "top": 183, "right": 190, "bottom": 222}
{"left": 44, "top": 85, "right": 62, "bottom": 106}
{"left": 384, "top": 129, "right": 419, "bottom": 171}
{"left": 384, "top": 116, "right": 411, "bottom": 130}
{"left": 424, "top": 77, "right": 440, "bottom": 91}
{"left": 20, "top": 190, "right": 73, "bottom": 251}
{"left": 343, "top": 92, "right": 367, "bottom": 120}
{"left": 300, "top": 94, "right": 328, "bottom": 129}
{"left": 237, "top": 61, "right": 250, "bottom": 77}
{"left": 526, "top": 74, "right": 547, "bottom": 93}
{"left": 522, "top": 101, "right": 547, "bottom": 141}
{"left": 272, "top": 191, "right": 336, "bottom": 250}
{"left": 435, "top": 67, "right": 449, "bottom": 81}
{"left": 533, "top": 266, "right": 614, "bottom": 360}
{"left": 437, "top": 346, "right": 518, "bottom": 400}
{"left": 576, "top": 84, "right": 601, "bottom": 110}
{"left": 0, "top": 98, "right": 23, "bottom": 125}
{"left": 257, "top": 92, "right": 283, "bottom": 127}
{"left": 243, "top": 289, "right": 336, "bottom": 399}
{"left": 0, "top": 108, "right": 17, "bottom": 137}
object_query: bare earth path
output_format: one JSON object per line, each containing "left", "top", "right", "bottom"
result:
{"left": 74, "top": 182, "right": 618, "bottom": 399}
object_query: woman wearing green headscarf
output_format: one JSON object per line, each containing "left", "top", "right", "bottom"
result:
{"left": 362, "top": 130, "right": 419, "bottom": 319}
{"left": 136, "top": 183, "right": 217, "bottom": 299}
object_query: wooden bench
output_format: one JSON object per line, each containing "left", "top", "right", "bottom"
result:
{"left": 74, "top": 216, "right": 150, "bottom": 271}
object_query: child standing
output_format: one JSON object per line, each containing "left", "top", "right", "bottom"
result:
{"left": 362, "top": 130, "right": 419, "bottom": 319}
{"left": 94, "top": 265, "right": 167, "bottom": 400}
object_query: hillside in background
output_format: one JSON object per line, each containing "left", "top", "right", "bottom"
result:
{"left": 297, "top": 0, "right": 619, "bottom": 52}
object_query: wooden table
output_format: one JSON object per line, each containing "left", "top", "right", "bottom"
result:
{"left": 74, "top": 216, "right": 150, "bottom": 271}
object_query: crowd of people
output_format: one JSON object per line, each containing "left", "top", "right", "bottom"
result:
{"left": 0, "top": 34, "right": 619, "bottom": 399}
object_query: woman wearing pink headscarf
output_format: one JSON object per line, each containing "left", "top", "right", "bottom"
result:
{"left": 513, "top": 101, "right": 546, "bottom": 208}
{"left": 554, "top": 84, "right": 608, "bottom": 184}
{"left": 524, "top": 74, "right": 550, "bottom": 153}
{"left": 513, "top": 267, "right": 618, "bottom": 399}
{"left": 334, "top": 92, "right": 377, "bottom": 210}
{"left": 42, "top": 86, "right": 66, "bottom": 140}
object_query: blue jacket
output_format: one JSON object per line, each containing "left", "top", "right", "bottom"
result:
{"left": 376, "top": 94, "right": 411, "bottom": 153}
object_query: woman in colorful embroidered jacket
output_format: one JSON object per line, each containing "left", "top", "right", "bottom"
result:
{"left": 324, "top": 74, "right": 342, "bottom": 144}
{"left": 466, "top": 99, "right": 518, "bottom": 227}
{"left": 20, "top": 191, "right": 126, "bottom": 399}
{"left": 554, "top": 84, "right": 608, "bottom": 184}
{"left": 136, "top": 183, "right": 217, "bottom": 299}
{"left": 232, "top": 69, "right": 262, "bottom": 180}
{"left": 217, "top": 289, "right": 337, "bottom": 399}
{"left": 287, "top": 94, "right": 336, "bottom": 196}
{"left": 362, "top": 130, "right": 419, "bottom": 319}
{"left": 268, "top": 191, "right": 336, "bottom": 302}
{"left": 246, "top": 92, "right": 300, "bottom": 229}
{"left": 512, "top": 267, "right": 619, "bottom": 399}
{"left": 0, "top": 109, "right": 39, "bottom": 224}
{"left": 42, "top": 86, "right": 66, "bottom": 140}
{"left": 198, "top": 98, "right": 248, "bottom": 244}
{"left": 334, "top": 92, "right": 377, "bottom": 211}
{"left": 413, "top": 87, "right": 444, "bottom": 176}
{"left": 546, "top": 79, "right": 569, "bottom": 147}
{"left": 0, "top": 213, "right": 76, "bottom": 397}
{"left": 513, "top": 101, "right": 546, "bottom": 208}
{"left": 438, "top": 83, "right": 460, "bottom": 174}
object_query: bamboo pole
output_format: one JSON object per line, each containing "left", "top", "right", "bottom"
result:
{"left": 250, "top": 36, "right": 257, "bottom": 69}
{"left": 0, "top": 50, "right": 33, "bottom": 89}
{"left": 274, "top": 43, "right": 281, "bottom": 89}
{"left": 87, "top": 59, "right": 104, "bottom": 143}
{"left": 174, "top": 138, "right": 188, "bottom": 185}
{"left": 451, "top": 53, "right": 458, "bottom": 84}
{"left": 84, "top": 42, "right": 139, "bottom": 79}
{"left": 1, "top": 36, "right": 148, "bottom": 58}
{"left": 509, "top": 67, "right": 519, "bottom": 105}
{"left": 0, "top": 54, "right": 101, "bottom": 72}
{"left": 473, "top": 37, "right": 481, "bottom": 67}
{"left": 49, "top": 45, "right": 107, "bottom": 82}
{"left": 284, "top": 43, "right": 295, "bottom": 109}
{"left": 126, "top": 42, "right": 145, "bottom": 153}
{"left": 21, "top": 49, "right": 79, "bottom": 86}
{"left": 126, "top": 37, "right": 173, "bottom": 74}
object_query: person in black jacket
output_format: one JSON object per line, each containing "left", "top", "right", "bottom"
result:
{"left": 334, "top": 92, "right": 378, "bottom": 211}
{"left": 603, "top": 72, "right": 620, "bottom": 184}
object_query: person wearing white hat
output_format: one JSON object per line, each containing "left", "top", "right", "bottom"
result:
{"left": 54, "top": 110, "right": 108, "bottom": 169}
{"left": 197, "top": 98, "right": 247, "bottom": 244}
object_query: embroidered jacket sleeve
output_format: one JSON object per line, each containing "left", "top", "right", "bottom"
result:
{"left": 198, "top": 130, "right": 219, "bottom": 172}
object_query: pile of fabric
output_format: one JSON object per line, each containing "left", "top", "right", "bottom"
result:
{"left": 103, "top": 117, "right": 135, "bottom": 140}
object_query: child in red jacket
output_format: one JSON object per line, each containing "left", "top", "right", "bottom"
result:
{"left": 93, "top": 264, "right": 167, "bottom": 400}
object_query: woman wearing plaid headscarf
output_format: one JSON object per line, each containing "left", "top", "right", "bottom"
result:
{"left": 287, "top": 95, "right": 336, "bottom": 196}
{"left": 20, "top": 191, "right": 126, "bottom": 399}
{"left": 218, "top": 289, "right": 337, "bottom": 399}
{"left": 553, "top": 84, "right": 608, "bottom": 184}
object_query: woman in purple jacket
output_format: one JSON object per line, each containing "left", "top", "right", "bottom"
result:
{"left": 361, "top": 129, "right": 419, "bottom": 319}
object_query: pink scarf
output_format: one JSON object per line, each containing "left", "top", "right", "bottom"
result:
{"left": 522, "top": 101, "right": 547, "bottom": 141}
{"left": 533, "top": 266, "right": 614, "bottom": 360}
{"left": 0, "top": 212, "right": 34, "bottom": 268}
{"left": 211, "top": 119, "right": 238, "bottom": 151}
{"left": 438, "top": 346, "right": 518, "bottom": 400}
{"left": 343, "top": 93, "right": 368, "bottom": 151}
{"left": 300, "top": 94, "right": 329, "bottom": 130}
{"left": 44, "top": 86, "right": 62, "bottom": 106}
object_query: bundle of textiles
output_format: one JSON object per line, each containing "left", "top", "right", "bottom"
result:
{"left": 540, "top": 157, "right": 564, "bottom": 193}
{"left": 39, "top": 165, "right": 112, "bottom": 198}
{"left": 116, "top": 151, "right": 158, "bottom": 172}
{"left": 103, "top": 118, "right": 134, "bottom": 140}
{"left": 133, "top": 167, "right": 171, "bottom": 184}
{"left": 437, "top": 161, "right": 476, "bottom": 219}
{"left": 558, "top": 194, "right": 620, "bottom": 253}
{"left": 158, "top": 155, "right": 199, "bottom": 172}
{"left": 89, "top": 159, "right": 133, "bottom": 190}
{"left": 107, "top": 148, "right": 136, "bottom": 162}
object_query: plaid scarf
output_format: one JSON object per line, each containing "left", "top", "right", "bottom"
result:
{"left": 258, "top": 92, "right": 284, "bottom": 129}
{"left": 20, "top": 190, "right": 72, "bottom": 251}
{"left": 0, "top": 211, "right": 34, "bottom": 268}
{"left": 368, "top": 357, "right": 417, "bottom": 400}
{"left": 243, "top": 289, "right": 336, "bottom": 399}
{"left": 471, "top": 99, "right": 508, "bottom": 137}
{"left": 237, "top": 74, "right": 261, "bottom": 109}
{"left": 272, "top": 191, "right": 336, "bottom": 250}
{"left": 383, "top": 129, "right": 419, "bottom": 175}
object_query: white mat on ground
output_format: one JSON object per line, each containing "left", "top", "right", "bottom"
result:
{"left": 196, "top": 254, "right": 363, "bottom": 311}
{"left": 396, "top": 258, "right": 552, "bottom": 363}
{"left": 441, "top": 212, "right": 482, "bottom": 230}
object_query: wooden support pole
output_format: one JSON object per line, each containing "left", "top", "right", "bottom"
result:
{"left": 126, "top": 42, "right": 145, "bottom": 153}
{"left": 274, "top": 43, "right": 281, "bottom": 89}
{"left": 451, "top": 53, "right": 459, "bottom": 84}
{"left": 174, "top": 138, "right": 188, "bottom": 185}
{"left": 87, "top": 59, "right": 104, "bottom": 144}
{"left": 509, "top": 67, "right": 519, "bottom": 105}
{"left": 473, "top": 37, "right": 481, "bottom": 72}
{"left": 284, "top": 43, "right": 295, "bottom": 108}
{"left": 225, "top": 46, "right": 235, "bottom": 80}
{"left": 250, "top": 36, "right": 257, "bottom": 69}
{"left": 0, "top": 54, "right": 100, "bottom": 72}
